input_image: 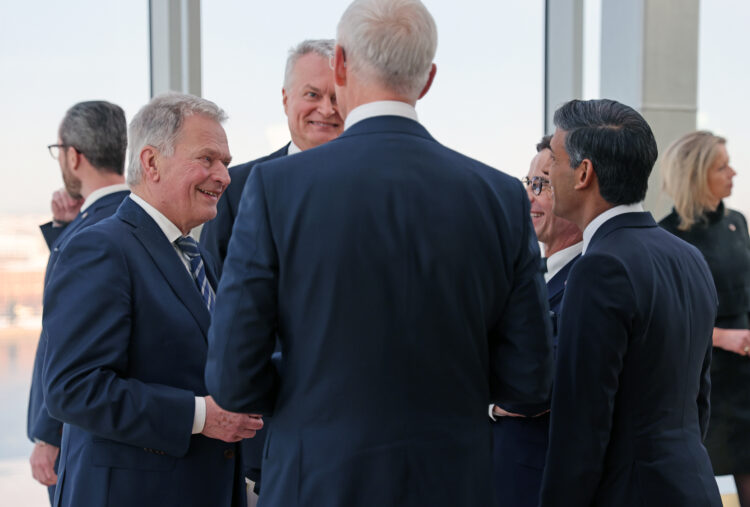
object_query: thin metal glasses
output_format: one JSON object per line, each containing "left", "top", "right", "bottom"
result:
{"left": 522, "top": 176, "right": 551, "bottom": 196}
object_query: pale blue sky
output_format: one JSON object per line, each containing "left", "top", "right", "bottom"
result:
{"left": 0, "top": 0, "right": 748, "bottom": 218}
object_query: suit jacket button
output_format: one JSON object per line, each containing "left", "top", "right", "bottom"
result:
{"left": 224, "top": 449, "right": 235, "bottom": 459}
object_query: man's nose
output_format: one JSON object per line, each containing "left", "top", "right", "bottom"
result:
{"left": 318, "top": 96, "right": 336, "bottom": 117}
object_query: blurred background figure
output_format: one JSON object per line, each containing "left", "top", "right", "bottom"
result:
{"left": 660, "top": 131, "right": 750, "bottom": 507}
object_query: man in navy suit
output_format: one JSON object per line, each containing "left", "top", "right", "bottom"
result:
{"left": 42, "top": 93, "right": 263, "bottom": 507}
{"left": 200, "top": 39, "right": 343, "bottom": 277}
{"left": 539, "top": 99, "right": 722, "bottom": 506}
{"left": 27, "top": 100, "right": 130, "bottom": 504}
{"left": 491, "top": 135, "right": 582, "bottom": 507}
{"left": 199, "top": 39, "right": 343, "bottom": 500}
{"left": 205, "top": 1, "right": 553, "bottom": 505}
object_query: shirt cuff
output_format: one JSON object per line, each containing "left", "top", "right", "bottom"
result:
{"left": 488, "top": 404, "right": 497, "bottom": 421}
{"left": 192, "top": 396, "right": 206, "bottom": 434}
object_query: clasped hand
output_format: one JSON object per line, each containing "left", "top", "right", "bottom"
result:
{"left": 201, "top": 396, "right": 264, "bottom": 442}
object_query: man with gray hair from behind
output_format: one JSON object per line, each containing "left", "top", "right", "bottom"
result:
{"left": 42, "top": 92, "right": 264, "bottom": 507}
{"left": 205, "top": 1, "right": 553, "bottom": 506}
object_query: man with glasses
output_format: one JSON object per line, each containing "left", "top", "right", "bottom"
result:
{"left": 491, "top": 135, "right": 582, "bottom": 507}
{"left": 27, "top": 100, "right": 130, "bottom": 505}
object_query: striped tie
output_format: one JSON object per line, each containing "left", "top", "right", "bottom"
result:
{"left": 175, "top": 236, "right": 215, "bottom": 313}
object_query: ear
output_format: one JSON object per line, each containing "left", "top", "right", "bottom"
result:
{"left": 417, "top": 63, "right": 437, "bottom": 100}
{"left": 66, "top": 146, "right": 82, "bottom": 172}
{"left": 574, "top": 159, "right": 596, "bottom": 190}
{"left": 333, "top": 44, "right": 347, "bottom": 87}
{"left": 282, "top": 87, "right": 289, "bottom": 115}
{"left": 139, "top": 146, "right": 160, "bottom": 183}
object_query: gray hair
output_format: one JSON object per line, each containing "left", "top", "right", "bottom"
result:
{"left": 126, "top": 92, "right": 227, "bottom": 186}
{"left": 59, "top": 101, "right": 127, "bottom": 174}
{"left": 283, "top": 39, "right": 336, "bottom": 90}
{"left": 336, "top": 0, "right": 437, "bottom": 99}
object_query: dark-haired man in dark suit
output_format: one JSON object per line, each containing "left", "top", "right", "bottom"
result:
{"left": 27, "top": 100, "right": 130, "bottom": 505}
{"left": 539, "top": 99, "right": 722, "bottom": 506}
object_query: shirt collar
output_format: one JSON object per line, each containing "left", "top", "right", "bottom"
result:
{"left": 287, "top": 141, "right": 302, "bottom": 155}
{"left": 544, "top": 241, "right": 583, "bottom": 283}
{"left": 344, "top": 100, "right": 419, "bottom": 130}
{"left": 128, "top": 193, "right": 184, "bottom": 244}
{"left": 582, "top": 202, "right": 644, "bottom": 254}
{"left": 81, "top": 183, "right": 130, "bottom": 212}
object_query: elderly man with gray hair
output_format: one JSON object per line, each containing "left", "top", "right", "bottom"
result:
{"left": 201, "top": 38, "right": 343, "bottom": 276}
{"left": 199, "top": 39, "right": 343, "bottom": 502}
{"left": 42, "top": 93, "right": 264, "bottom": 507}
{"left": 205, "top": 1, "right": 553, "bottom": 505}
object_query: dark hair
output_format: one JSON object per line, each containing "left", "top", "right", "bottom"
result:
{"left": 536, "top": 134, "right": 552, "bottom": 153}
{"left": 553, "top": 99, "right": 657, "bottom": 205}
{"left": 59, "top": 101, "right": 127, "bottom": 175}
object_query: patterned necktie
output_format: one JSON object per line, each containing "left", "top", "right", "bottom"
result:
{"left": 175, "top": 236, "right": 215, "bottom": 313}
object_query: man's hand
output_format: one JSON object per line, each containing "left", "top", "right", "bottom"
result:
{"left": 492, "top": 405, "right": 524, "bottom": 418}
{"left": 51, "top": 188, "right": 83, "bottom": 224}
{"left": 29, "top": 441, "right": 59, "bottom": 486}
{"left": 713, "top": 328, "right": 750, "bottom": 356}
{"left": 201, "top": 396, "right": 263, "bottom": 442}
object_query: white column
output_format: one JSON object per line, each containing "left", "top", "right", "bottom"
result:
{"left": 149, "top": 0, "right": 202, "bottom": 97}
{"left": 600, "top": 0, "right": 699, "bottom": 218}
{"left": 545, "top": 0, "right": 584, "bottom": 134}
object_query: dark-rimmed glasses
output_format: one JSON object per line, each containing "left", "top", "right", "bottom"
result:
{"left": 47, "top": 144, "right": 76, "bottom": 160}
{"left": 522, "top": 176, "right": 551, "bottom": 196}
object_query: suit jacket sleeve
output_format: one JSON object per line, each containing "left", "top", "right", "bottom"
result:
{"left": 488, "top": 183, "right": 553, "bottom": 413}
{"left": 205, "top": 166, "right": 280, "bottom": 414}
{"left": 540, "top": 253, "right": 633, "bottom": 506}
{"left": 42, "top": 229, "right": 196, "bottom": 457}
{"left": 40, "top": 221, "right": 66, "bottom": 250}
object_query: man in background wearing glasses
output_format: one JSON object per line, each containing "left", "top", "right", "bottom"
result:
{"left": 490, "top": 135, "right": 582, "bottom": 507}
{"left": 27, "top": 100, "right": 130, "bottom": 505}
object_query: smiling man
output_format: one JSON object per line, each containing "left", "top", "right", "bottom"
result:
{"left": 201, "top": 39, "right": 343, "bottom": 276}
{"left": 41, "top": 93, "right": 263, "bottom": 507}
{"left": 491, "top": 135, "right": 582, "bottom": 507}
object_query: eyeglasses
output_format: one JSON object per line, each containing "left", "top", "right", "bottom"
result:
{"left": 522, "top": 176, "right": 552, "bottom": 196}
{"left": 47, "top": 144, "right": 76, "bottom": 160}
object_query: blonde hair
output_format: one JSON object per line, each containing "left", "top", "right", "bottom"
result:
{"left": 661, "top": 130, "right": 726, "bottom": 230}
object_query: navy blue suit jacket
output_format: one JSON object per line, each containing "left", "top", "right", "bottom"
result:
{"left": 200, "top": 144, "right": 288, "bottom": 487}
{"left": 201, "top": 144, "right": 289, "bottom": 278}
{"left": 540, "top": 212, "right": 721, "bottom": 507}
{"left": 28, "top": 190, "right": 130, "bottom": 448}
{"left": 42, "top": 197, "right": 243, "bottom": 507}
{"left": 205, "top": 115, "right": 554, "bottom": 507}
{"left": 492, "top": 253, "right": 579, "bottom": 507}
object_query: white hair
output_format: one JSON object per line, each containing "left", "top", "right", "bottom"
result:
{"left": 336, "top": 0, "right": 437, "bottom": 99}
{"left": 126, "top": 92, "right": 227, "bottom": 186}
{"left": 283, "top": 39, "right": 336, "bottom": 90}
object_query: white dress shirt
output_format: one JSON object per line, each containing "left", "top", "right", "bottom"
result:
{"left": 287, "top": 141, "right": 302, "bottom": 155}
{"left": 80, "top": 183, "right": 130, "bottom": 212}
{"left": 128, "top": 193, "right": 207, "bottom": 434}
{"left": 344, "top": 100, "right": 419, "bottom": 130}
{"left": 582, "top": 203, "right": 645, "bottom": 254}
{"left": 544, "top": 241, "right": 583, "bottom": 283}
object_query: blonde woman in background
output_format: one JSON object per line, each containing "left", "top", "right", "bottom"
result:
{"left": 660, "top": 130, "right": 750, "bottom": 506}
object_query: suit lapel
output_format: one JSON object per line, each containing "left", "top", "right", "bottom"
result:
{"left": 117, "top": 198, "right": 211, "bottom": 338}
{"left": 546, "top": 255, "right": 580, "bottom": 301}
